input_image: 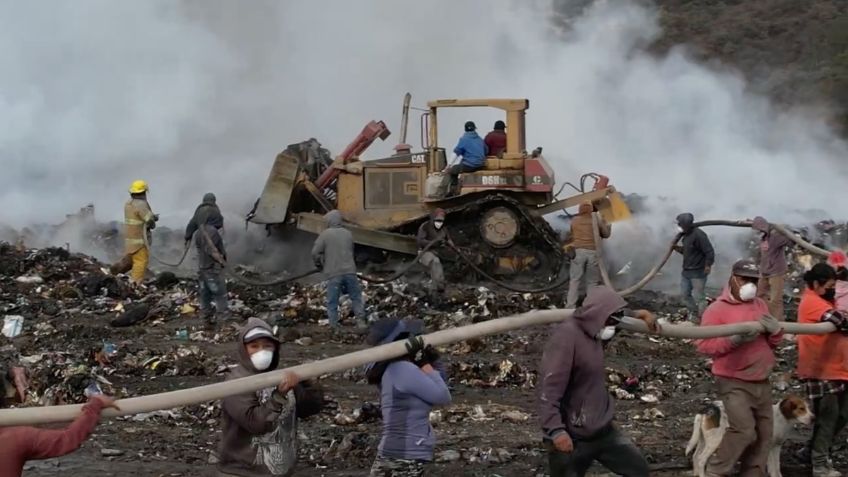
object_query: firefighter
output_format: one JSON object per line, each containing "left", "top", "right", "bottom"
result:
{"left": 416, "top": 209, "right": 450, "bottom": 292}
{"left": 124, "top": 180, "right": 158, "bottom": 284}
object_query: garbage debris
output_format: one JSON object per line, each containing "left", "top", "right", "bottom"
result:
{"left": 2, "top": 315, "right": 23, "bottom": 338}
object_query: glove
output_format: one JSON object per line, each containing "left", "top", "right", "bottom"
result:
{"left": 823, "top": 310, "right": 848, "bottom": 331}
{"left": 405, "top": 336, "right": 426, "bottom": 365}
{"left": 759, "top": 314, "right": 782, "bottom": 335}
{"left": 153, "top": 214, "right": 160, "bottom": 222}
{"left": 729, "top": 330, "right": 759, "bottom": 347}
{"left": 419, "top": 345, "right": 440, "bottom": 367}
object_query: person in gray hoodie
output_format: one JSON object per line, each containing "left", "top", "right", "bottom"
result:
{"left": 752, "top": 216, "right": 793, "bottom": 320}
{"left": 538, "top": 286, "right": 658, "bottom": 477}
{"left": 311, "top": 210, "right": 366, "bottom": 330}
{"left": 217, "top": 318, "right": 323, "bottom": 477}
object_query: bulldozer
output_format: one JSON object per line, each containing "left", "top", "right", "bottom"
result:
{"left": 247, "top": 94, "right": 631, "bottom": 280}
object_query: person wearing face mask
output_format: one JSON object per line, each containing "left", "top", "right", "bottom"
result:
{"left": 538, "top": 286, "right": 658, "bottom": 477}
{"left": 797, "top": 263, "right": 848, "bottom": 477}
{"left": 673, "top": 213, "right": 715, "bottom": 322}
{"left": 751, "top": 216, "right": 793, "bottom": 320}
{"left": 217, "top": 318, "right": 323, "bottom": 477}
{"left": 696, "top": 259, "right": 784, "bottom": 477}
{"left": 416, "top": 209, "right": 450, "bottom": 294}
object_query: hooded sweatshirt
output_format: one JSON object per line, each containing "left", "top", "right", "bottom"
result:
{"left": 676, "top": 213, "right": 714, "bottom": 274}
{"left": 453, "top": 131, "right": 487, "bottom": 168}
{"left": 416, "top": 218, "right": 447, "bottom": 250}
{"left": 752, "top": 216, "right": 791, "bottom": 277}
{"left": 185, "top": 193, "right": 224, "bottom": 241}
{"left": 0, "top": 399, "right": 105, "bottom": 477}
{"left": 218, "top": 318, "right": 297, "bottom": 477}
{"left": 538, "top": 286, "right": 626, "bottom": 440}
{"left": 484, "top": 129, "right": 507, "bottom": 157}
{"left": 311, "top": 210, "right": 357, "bottom": 279}
{"left": 696, "top": 287, "right": 781, "bottom": 382}
{"left": 569, "top": 203, "right": 611, "bottom": 251}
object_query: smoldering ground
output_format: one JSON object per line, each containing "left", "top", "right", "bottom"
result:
{"left": 1, "top": 0, "right": 847, "bottom": 284}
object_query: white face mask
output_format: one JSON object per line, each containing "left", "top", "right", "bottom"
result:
{"left": 738, "top": 282, "right": 758, "bottom": 302}
{"left": 250, "top": 349, "right": 274, "bottom": 371}
{"left": 596, "top": 326, "right": 617, "bottom": 341}
{"left": 676, "top": 226, "right": 685, "bottom": 234}
{"left": 434, "top": 220, "right": 444, "bottom": 230}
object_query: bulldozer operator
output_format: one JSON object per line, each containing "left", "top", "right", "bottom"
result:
{"left": 446, "top": 121, "right": 487, "bottom": 194}
{"left": 416, "top": 208, "right": 451, "bottom": 293}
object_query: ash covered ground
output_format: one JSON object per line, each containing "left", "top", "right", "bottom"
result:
{"left": 0, "top": 243, "right": 839, "bottom": 477}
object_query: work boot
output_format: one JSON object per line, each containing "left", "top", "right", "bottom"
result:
{"left": 355, "top": 317, "right": 369, "bottom": 332}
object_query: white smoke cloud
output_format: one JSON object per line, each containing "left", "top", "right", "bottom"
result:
{"left": 1, "top": 0, "right": 846, "bottom": 280}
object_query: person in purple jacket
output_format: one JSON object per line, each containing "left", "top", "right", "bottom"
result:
{"left": 752, "top": 216, "right": 793, "bottom": 320}
{"left": 365, "top": 318, "right": 451, "bottom": 477}
{"left": 538, "top": 286, "right": 658, "bottom": 476}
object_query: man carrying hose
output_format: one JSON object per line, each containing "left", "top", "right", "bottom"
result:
{"left": 538, "top": 286, "right": 657, "bottom": 476}
{"left": 124, "top": 180, "right": 158, "bottom": 284}
{"left": 195, "top": 215, "right": 229, "bottom": 326}
{"left": 565, "top": 201, "right": 611, "bottom": 309}
{"left": 312, "top": 210, "right": 367, "bottom": 332}
{"left": 416, "top": 208, "right": 450, "bottom": 295}
{"left": 696, "top": 259, "right": 783, "bottom": 477}
{"left": 674, "top": 213, "right": 714, "bottom": 322}
{"left": 752, "top": 216, "right": 792, "bottom": 320}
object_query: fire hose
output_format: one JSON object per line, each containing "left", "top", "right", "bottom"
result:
{"left": 591, "top": 214, "right": 832, "bottom": 297}
{"left": 0, "top": 309, "right": 835, "bottom": 426}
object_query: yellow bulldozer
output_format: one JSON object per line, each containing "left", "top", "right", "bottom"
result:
{"left": 247, "top": 94, "right": 631, "bottom": 279}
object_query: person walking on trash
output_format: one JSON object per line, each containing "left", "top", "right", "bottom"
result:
{"left": 364, "top": 318, "right": 451, "bottom": 477}
{"left": 695, "top": 259, "right": 783, "bottom": 477}
{"left": 674, "top": 213, "right": 715, "bottom": 322}
{"left": 185, "top": 193, "right": 229, "bottom": 326}
{"left": 538, "top": 286, "right": 658, "bottom": 477}
{"left": 752, "top": 216, "right": 793, "bottom": 320}
{"left": 565, "top": 201, "right": 611, "bottom": 309}
{"left": 416, "top": 208, "right": 451, "bottom": 295}
{"left": 217, "top": 318, "right": 323, "bottom": 477}
{"left": 311, "top": 209, "right": 367, "bottom": 332}
{"left": 123, "top": 179, "right": 158, "bottom": 284}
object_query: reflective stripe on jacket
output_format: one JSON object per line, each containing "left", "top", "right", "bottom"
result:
{"left": 124, "top": 199, "right": 154, "bottom": 254}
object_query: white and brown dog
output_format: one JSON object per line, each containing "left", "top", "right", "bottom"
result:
{"left": 685, "top": 395, "right": 813, "bottom": 477}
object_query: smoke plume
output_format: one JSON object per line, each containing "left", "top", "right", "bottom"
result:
{"left": 1, "top": 0, "right": 846, "bottom": 283}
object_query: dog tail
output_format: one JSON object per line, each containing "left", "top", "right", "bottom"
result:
{"left": 685, "top": 413, "right": 702, "bottom": 457}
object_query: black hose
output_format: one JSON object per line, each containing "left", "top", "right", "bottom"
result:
{"left": 357, "top": 240, "right": 438, "bottom": 283}
{"left": 447, "top": 242, "right": 569, "bottom": 293}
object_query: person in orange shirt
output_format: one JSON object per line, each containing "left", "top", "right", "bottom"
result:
{"left": 797, "top": 263, "right": 848, "bottom": 477}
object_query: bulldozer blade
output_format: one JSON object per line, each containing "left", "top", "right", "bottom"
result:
{"left": 596, "top": 191, "right": 632, "bottom": 223}
{"left": 249, "top": 152, "right": 301, "bottom": 225}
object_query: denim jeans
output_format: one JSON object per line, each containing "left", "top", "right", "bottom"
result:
{"left": 326, "top": 273, "right": 365, "bottom": 326}
{"left": 681, "top": 270, "right": 707, "bottom": 319}
{"left": 199, "top": 268, "right": 228, "bottom": 316}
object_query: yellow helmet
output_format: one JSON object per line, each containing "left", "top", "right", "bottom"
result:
{"left": 128, "top": 180, "right": 148, "bottom": 194}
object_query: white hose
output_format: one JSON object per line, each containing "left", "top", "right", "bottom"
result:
{"left": 0, "top": 309, "right": 835, "bottom": 426}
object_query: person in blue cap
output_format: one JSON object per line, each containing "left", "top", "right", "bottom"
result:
{"left": 365, "top": 318, "right": 451, "bottom": 477}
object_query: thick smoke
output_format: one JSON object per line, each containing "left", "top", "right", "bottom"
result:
{"left": 1, "top": 0, "right": 846, "bottom": 283}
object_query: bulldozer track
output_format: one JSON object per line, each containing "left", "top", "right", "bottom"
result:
{"left": 442, "top": 192, "right": 563, "bottom": 278}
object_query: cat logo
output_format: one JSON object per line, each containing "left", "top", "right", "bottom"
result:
{"left": 531, "top": 176, "right": 542, "bottom": 185}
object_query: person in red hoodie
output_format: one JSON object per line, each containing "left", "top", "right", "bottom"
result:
{"left": 0, "top": 387, "right": 118, "bottom": 477}
{"left": 797, "top": 263, "right": 848, "bottom": 477}
{"left": 696, "top": 259, "right": 783, "bottom": 477}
